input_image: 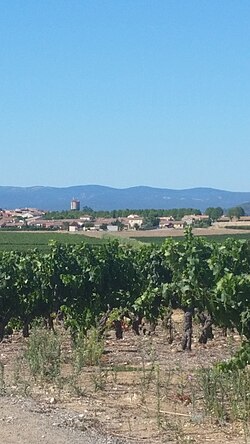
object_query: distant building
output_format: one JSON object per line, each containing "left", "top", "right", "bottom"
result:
{"left": 70, "top": 198, "right": 80, "bottom": 211}
{"left": 107, "top": 225, "right": 119, "bottom": 232}
{"left": 69, "top": 221, "right": 79, "bottom": 232}
{"left": 126, "top": 214, "right": 144, "bottom": 229}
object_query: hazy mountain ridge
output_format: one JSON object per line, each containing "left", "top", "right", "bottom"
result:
{"left": 0, "top": 185, "right": 250, "bottom": 212}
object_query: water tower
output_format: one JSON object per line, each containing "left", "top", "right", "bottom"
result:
{"left": 70, "top": 198, "right": 80, "bottom": 211}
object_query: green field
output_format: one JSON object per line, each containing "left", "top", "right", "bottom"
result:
{"left": 0, "top": 231, "right": 104, "bottom": 251}
{"left": 2, "top": 230, "right": 250, "bottom": 251}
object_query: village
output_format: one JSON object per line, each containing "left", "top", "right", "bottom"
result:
{"left": 1, "top": 198, "right": 250, "bottom": 233}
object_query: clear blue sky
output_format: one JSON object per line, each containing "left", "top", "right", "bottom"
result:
{"left": 1, "top": 1, "right": 250, "bottom": 191}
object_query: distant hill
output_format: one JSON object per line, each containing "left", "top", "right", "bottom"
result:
{"left": 241, "top": 202, "right": 250, "bottom": 215}
{"left": 1, "top": 185, "right": 250, "bottom": 212}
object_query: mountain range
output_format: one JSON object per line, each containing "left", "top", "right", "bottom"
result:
{"left": 1, "top": 185, "right": 250, "bottom": 213}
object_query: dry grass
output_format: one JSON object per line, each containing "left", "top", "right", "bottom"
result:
{"left": 1, "top": 311, "right": 248, "bottom": 443}
{"left": 81, "top": 226, "right": 250, "bottom": 239}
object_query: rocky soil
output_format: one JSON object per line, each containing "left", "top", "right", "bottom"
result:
{"left": 0, "top": 311, "right": 249, "bottom": 444}
{"left": 0, "top": 395, "right": 127, "bottom": 444}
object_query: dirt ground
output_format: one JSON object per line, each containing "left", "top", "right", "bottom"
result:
{"left": 0, "top": 395, "right": 124, "bottom": 444}
{"left": 81, "top": 226, "right": 250, "bottom": 239}
{"left": 1, "top": 312, "right": 250, "bottom": 444}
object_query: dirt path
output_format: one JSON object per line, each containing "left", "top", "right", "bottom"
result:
{"left": 0, "top": 395, "right": 125, "bottom": 444}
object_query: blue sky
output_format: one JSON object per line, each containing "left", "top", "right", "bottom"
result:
{"left": 0, "top": 1, "right": 250, "bottom": 191}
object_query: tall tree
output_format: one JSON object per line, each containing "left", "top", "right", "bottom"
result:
{"left": 205, "top": 207, "right": 224, "bottom": 221}
{"left": 227, "top": 206, "right": 245, "bottom": 220}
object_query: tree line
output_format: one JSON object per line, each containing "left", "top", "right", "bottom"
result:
{"left": 44, "top": 206, "right": 246, "bottom": 222}
{"left": 44, "top": 207, "right": 202, "bottom": 220}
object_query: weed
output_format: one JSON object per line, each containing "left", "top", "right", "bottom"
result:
{"left": 111, "top": 364, "right": 144, "bottom": 372}
{"left": 138, "top": 337, "right": 157, "bottom": 402}
{"left": 155, "top": 364, "right": 161, "bottom": 427}
{"left": 199, "top": 367, "right": 250, "bottom": 422}
{"left": 24, "top": 328, "right": 62, "bottom": 383}
{"left": 66, "top": 374, "right": 87, "bottom": 397}
{"left": 0, "top": 360, "right": 5, "bottom": 394}
{"left": 91, "top": 366, "right": 108, "bottom": 391}
{"left": 73, "top": 327, "right": 104, "bottom": 373}
{"left": 139, "top": 356, "right": 156, "bottom": 404}
{"left": 110, "top": 366, "right": 118, "bottom": 384}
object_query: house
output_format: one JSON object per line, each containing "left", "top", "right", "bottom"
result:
{"left": 217, "top": 216, "right": 230, "bottom": 223}
{"left": 172, "top": 221, "right": 185, "bottom": 229}
{"left": 69, "top": 221, "right": 79, "bottom": 232}
{"left": 80, "top": 215, "right": 92, "bottom": 222}
{"left": 215, "top": 215, "right": 250, "bottom": 229}
{"left": 40, "top": 220, "right": 63, "bottom": 230}
{"left": 93, "top": 218, "right": 117, "bottom": 230}
{"left": 182, "top": 214, "right": 209, "bottom": 225}
{"left": 107, "top": 225, "right": 119, "bottom": 232}
{"left": 20, "top": 212, "right": 35, "bottom": 219}
{"left": 159, "top": 217, "right": 175, "bottom": 229}
{"left": 239, "top": 216, "right": 250, "bottom": 222}
{"left": 126, "top": 214, "right": 144, "bottom": 230}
